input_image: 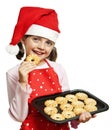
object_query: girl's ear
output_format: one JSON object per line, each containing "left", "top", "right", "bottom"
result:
{"left": 20, "top": 38, "right": 25, "bottom": 44}
{"left": 21, "top": 35, "right": 29, "bottom": 44}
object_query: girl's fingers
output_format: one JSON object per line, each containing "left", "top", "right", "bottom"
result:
{"left": 79, "top": 112, "right": 92, "bottom": 123}
{"left": 19, "top": 61, "right": 37, "bottom": 83}
{"left": 19, "top": 61, "right": 36, "bottom": 73}
{"left": 92, "top": 114, "right": 96, "bottom": 118}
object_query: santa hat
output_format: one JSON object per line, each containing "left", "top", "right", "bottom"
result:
{"left": 6, "top": 6, "right": 60, "bottom": 55}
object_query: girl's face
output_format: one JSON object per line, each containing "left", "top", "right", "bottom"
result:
{"left": 22, "top": 36, "right": 55, "bottom": 61}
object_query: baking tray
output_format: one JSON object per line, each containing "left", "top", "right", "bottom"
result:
{"left": 31, "top": 89, "right": 109, "bottom": 124}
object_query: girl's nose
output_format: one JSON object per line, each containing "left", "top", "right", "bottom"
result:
{"left": 37, "top": 42, "right": 45, "bottom": 49}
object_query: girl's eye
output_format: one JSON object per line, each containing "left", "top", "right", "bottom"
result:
{"left": 32, "top": 37, "right": 38, "bottom": 41}
{"left": 31, "top": 36, "right": 39, "bottom": 42}
{"left": 46, "top": 41, "right": 53, "bottom": 46}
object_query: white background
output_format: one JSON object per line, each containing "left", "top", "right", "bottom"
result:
{"left": 0, "top": 0, "right": 112, "bottom": 129}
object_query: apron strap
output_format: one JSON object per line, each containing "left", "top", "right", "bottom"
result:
{"left": 44, "top": 59, "right": 52, "bottom": 68}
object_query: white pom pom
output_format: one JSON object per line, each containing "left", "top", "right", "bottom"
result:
{"left": 6, "top": 45, "right": 19, "bottom": 55}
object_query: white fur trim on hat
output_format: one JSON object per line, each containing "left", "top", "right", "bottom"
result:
{"left": 6, "top": 45, "right": 19, "bottom": 55}
{"left": 25, "top": 24, "right": 59, "bottom": 42}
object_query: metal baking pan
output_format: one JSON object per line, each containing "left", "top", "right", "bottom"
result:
{"left": 31, "top": 89, "right": 109, "bottom": 124}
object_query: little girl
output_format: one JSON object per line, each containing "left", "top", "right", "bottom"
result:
{"left": 6, "top": 6, "right": 95, "bottom": 130}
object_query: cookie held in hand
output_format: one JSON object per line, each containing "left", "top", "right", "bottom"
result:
{"left": 26, "top": 54, "right": 40, "bottom": 65}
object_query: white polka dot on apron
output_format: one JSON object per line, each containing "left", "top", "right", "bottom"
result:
{"left": 48, "top": 76, "right": 51, "bottom": 79}
{"left": 35, "top": 93, "right": 38, "bottom": 96}
{"left": 29, "top": 81, "right": 31, "bottom": 84}
{"left": 39, "top": 72, "right": 42, "bottom": 75}
{"left": 31, "top": 128, "right": 34, "bottom": 130}
{"left": 52, "top": 82, "right": 55, "bottom": 85}
{"left": 26, "top": 123, "right": 29, "bottom": 126}
{"left": 46, "top": 69, "right": 48, "bottom": 72}
{"left": 58, "top": 87, "right": 61, "bottom": 90}
{"left": 47, "top": 123, "right": 50, "bottom": 126}
{"left": 33, "top": 73, "right": 36, "bottom": 75}
{"left": 33, "top": 89, "right": 36, "bottom": 91}
{"left": 42, "top": 82, "right": 45, "bottom": 84}
{"left": 40, "top": 86, "right": 43, "bottom": 89}
{"left": 45, "top": 89, "right": 47, "bottom": 91}
{"left": 36, "top": 79, "right": 39, "bottom": 81}
{"left": 51, "top": 88, "right": 54, "bottom": 91}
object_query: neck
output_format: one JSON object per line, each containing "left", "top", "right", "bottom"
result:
{"left": 37, "top": 59, "right": 47, "bottom": 66}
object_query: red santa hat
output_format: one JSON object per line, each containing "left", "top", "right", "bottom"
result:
{"left": 6, "top": 6, "right": 60, "bottom": 55}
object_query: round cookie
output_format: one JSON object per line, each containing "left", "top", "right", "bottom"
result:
{"left": 55, "top": 96, "right": 67, "bottom": 105}
{"left": 50, "top": 113, "right": 65, "bottom": 120}
{"left": 72, "top": 100, "right": 84, "bottom": 108}
{"left": 84, "top": 105, "right": 97, "bottom": 112}
{"left": 44, "top": 107, "right": 58, "bottom": 115}
{"left": 26, "top": 54, "right": 40, "bottom": 65}
{"left": 73, "top": 108, "right": 86, "bottom": 115}
{"left": 75, "top": 92, "right": 88, "bottom": 100}
{"left": 44, "top": 99, "right": 58, "bottom": 107}
{"left": 65, "top": 94, "right": 77, "bottom": 102}
{"left": 84, "top": 98, "right": 97, "bottom": 106}
{"left": 62, "top": 111, "right": 76, "bottom": 119}
{"left": 60, "top": 103, "right": 73, "bottom": 111}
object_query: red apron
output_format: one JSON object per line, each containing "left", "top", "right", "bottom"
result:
{"left": 20, "top": 60, "right": 70, "bottom": 130}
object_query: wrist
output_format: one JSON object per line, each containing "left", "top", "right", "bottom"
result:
{"left": 70, "top": 120, "right": 80, "bottom": 129}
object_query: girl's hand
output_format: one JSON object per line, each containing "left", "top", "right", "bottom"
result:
{"left": 79, "top": 112, "right": 95, "bottom": 123}
{"left": 18, "top": 61, "right": 36, "bottom": 86}
{"left": 71, "top": 112, "right": 96, "bottom": 129}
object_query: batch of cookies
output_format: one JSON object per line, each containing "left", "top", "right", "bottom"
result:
{"left": 44, "top": 92, "right": 98, "bottom": 121}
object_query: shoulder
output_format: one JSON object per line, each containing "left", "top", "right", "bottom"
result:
{"left": 47, "top": 60, "right": 65, "bottom": 70}
{"left": 6, "top": 64, "right": 20, "bottom": 79}
{"left": 47, "top": 60, "right": 66, "bottom": 75}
